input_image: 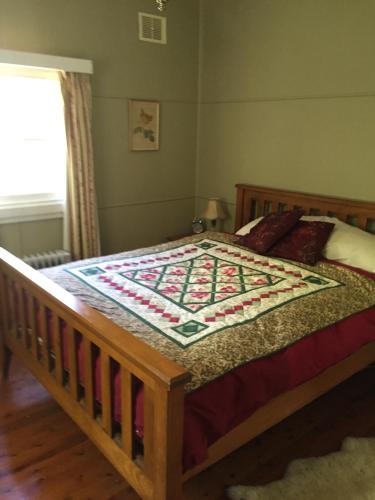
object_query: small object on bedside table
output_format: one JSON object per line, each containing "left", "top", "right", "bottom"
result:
{"left": 192, "top": 217, "right": 206, "bottom": 234}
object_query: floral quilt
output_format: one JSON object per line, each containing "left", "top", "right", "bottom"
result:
{"left": 43, "top": 233, "right": 375, "bottom": 391}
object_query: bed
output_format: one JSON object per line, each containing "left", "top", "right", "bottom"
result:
{"left": 1, "top": 184, "right": 375, "bottom": 499}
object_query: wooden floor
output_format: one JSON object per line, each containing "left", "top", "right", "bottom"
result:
{"left": 1, "top": 359, "right": 375, "bottom": 500}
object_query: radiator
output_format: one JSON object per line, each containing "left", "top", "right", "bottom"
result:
{"left": 23, "top": 249, "right": 72, "bottom": 269}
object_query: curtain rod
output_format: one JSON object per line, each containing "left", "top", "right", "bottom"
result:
{"left": 0, "top": 49, "right": 93, "bottom": 74}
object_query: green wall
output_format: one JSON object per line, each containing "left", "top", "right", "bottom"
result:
{"left": 196, "top": 0, "right": 375, "bottom": 230}
{"left": 0, "top": 0, "right": 199, "bottom": 256}
{"left": 2, "top": 0, "right": 374, "bottom": 255}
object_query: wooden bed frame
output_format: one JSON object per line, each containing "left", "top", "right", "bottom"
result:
{"left": 1, "top": 184, "right": 375, "bottom": 499}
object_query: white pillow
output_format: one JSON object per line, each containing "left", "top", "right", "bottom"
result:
{"left": 235, "top": 215, "right": 375, "bottom": 273}
{"left": 320, "top": 220, "right": 375, "bottom": 273}
{"left": 235, "top": 217, "right": 263, "bottom": 236}
{"left": 301, "top": 216, "right": 375, "bottom": 272}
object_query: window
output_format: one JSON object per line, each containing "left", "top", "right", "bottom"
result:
{"left": 0, "top": 65, "right": 67, "bottom": 223}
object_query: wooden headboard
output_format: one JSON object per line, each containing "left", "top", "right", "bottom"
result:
{"left": 235, "top": 184, "right": 375, "bottom": 233}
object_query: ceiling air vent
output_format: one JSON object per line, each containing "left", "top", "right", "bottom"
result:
{"left": 138, "top": 12, "right": 167, "bottom": 44}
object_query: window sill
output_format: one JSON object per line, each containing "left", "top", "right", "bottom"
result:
{"left": 0, "top": 201, "right": 64, "bottom": 225}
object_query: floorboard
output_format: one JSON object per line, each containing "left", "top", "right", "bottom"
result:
{"left": 1, "top": 359, "right": 375, "bottom": 499}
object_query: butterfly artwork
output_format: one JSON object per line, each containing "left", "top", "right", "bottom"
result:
{"left": 140, "top": 108, "right": 153, "bottom": 125}
{"left": 129, "top": 100, "right": 160, "bottom": 151}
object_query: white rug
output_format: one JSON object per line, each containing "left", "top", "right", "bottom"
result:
{"left": 227, "top": 437, "right": 375, "bottom": 500}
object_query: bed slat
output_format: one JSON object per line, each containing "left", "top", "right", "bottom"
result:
{"left": 27, "top": 294, "right": 38, "bottom": 359}
{"left": 15, "top": 286, "right": 27, "bottom": 347}
{"left": 8, "top": 280, "right": 17, "bottom": 338}
{"left": 356, "top": 215, "right": 368, "bottom": 231}
{"left": 100, "top": 351, "right": 113, "bottom": 436}
{"left": 121, "top": 366, "right": 134, "bottom": 458}
{"left": 83, "top": 337, "right": 95, "bottom": 418}
{"left": 66, "top": 325, "right": 79, "bottom": 401}
{"left": 51, "top": 313, "right": 64, "bottom": 385}
{"left": 39, "top": 304, "right": 50, "bottom": 370}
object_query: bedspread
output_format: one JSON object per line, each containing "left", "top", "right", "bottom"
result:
{"left": 43, "top": 233, "right": 375, "bottom": 392}
{"left": 39, "top": 236, "right": 375, "bottom": 470}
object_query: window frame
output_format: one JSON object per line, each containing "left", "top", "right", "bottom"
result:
{"left": 0, "top": 66, "right": 67, "bottom": 224}
{"left": 0, "top": 194, "right": 65, "bottom": 224}
{"left": 0, "top": 49, "right": 92, "bottom": 225}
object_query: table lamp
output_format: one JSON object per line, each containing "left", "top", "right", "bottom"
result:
{"left": 201, "top": 197, "right": 226, "bottom": 229}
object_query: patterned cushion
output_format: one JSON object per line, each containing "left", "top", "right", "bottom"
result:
{"left": 268, "top": 221, "right": 335, "bottom": 265}
{"left": 238, "top": 209, "right": 304, "bottom": 253}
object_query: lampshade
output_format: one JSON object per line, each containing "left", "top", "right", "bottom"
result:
{"left": 201, "top": 198, "right": 226, "bottom": 221}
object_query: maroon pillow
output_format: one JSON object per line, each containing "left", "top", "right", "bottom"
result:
{"left": 238, "top": 209, "right": 304, "bottom": 253}
{"left": 268, "top": 221, "right": 335, "bottom": 265}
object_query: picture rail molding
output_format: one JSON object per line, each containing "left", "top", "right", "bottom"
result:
{"left": 0, "top": 49, "right": 93, "bottom": 74}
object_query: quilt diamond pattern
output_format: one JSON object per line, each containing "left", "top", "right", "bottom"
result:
{"left": 121, "top": 255, "right": 283, "bottom": 313}
{"left": 66, "top": 239, "right": 342, "bottom": 348}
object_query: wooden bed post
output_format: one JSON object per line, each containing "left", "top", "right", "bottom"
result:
{"left": 144, "top": 382, "right": 186, "bottom": 500}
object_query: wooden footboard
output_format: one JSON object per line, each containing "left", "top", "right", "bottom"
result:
{"left": 0, "top": 248, "right": 191, "bottom": 500}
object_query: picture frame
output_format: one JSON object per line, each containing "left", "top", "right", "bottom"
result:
{"left": 128, "top": 99, "right": 160, "bottom": 151}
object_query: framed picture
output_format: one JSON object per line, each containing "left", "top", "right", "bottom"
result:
{"left": 129, "top": 99, "right": 160, "bottom": 151}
